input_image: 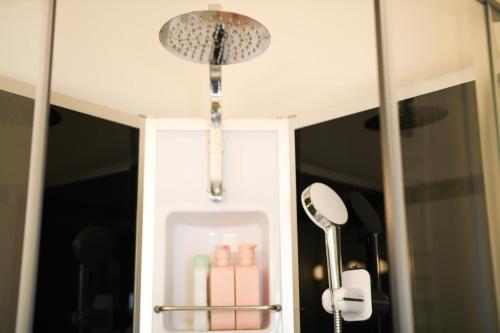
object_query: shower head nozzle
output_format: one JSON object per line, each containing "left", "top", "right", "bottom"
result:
{"left": 159, "top": 10, "right": 271, "bottom": 65}
{"left": 301, "top": 183, "right": 348, "bottom": 229}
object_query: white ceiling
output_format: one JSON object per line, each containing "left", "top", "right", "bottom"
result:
{"left": 0, "top": 0, "right": 481, "bottom": 128}
{"left": 49, "top": 0, "right": 380, "bottom": 124}
{"left": 0, "top": 0, "right": 489, "bottom": 190}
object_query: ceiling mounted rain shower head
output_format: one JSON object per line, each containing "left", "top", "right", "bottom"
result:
{"left": 159, "top": 10, "right": 271, "bottom": 65}
{"left": 365, "top": 99, "right": 448, "bottom": 131}
{"left": 158, "top": 9, "right": 270, "bottom": 202}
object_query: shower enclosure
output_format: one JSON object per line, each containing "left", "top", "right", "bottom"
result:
{"left": 1, "top": 0, "right": 499, "bottom": 332}
{"left": 379, "top": 1, "right": 500, "bottom": 331}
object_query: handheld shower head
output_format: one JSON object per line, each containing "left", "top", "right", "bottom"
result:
{"left": 301, "top": 183, "right": 348, "bottom": 229}
{"left": 301, "top": 183, "right": 348, "bottom": 332}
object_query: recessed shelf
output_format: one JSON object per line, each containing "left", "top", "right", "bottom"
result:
{"left": 157, "top": 211, "right": 271, "bottom": 331}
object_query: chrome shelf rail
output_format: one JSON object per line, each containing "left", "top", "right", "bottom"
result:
{"left": 154, "top": 304, "right": 281, "bottom": 313}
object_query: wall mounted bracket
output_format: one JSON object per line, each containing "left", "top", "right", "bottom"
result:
{"left": 321, "top": 269, "right": 372, "bottom": 321}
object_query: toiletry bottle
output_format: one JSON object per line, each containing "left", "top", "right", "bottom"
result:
{"left": 193, "top": 255, "right": 210, "bottom": 331}
{"left": 235, "top": 244, "right": 262, "bottom": 330}
{"left": 210, "top": 245, "right": 235, "bottom": 330}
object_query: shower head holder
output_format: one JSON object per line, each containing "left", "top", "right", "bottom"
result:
{"left": 159, "top": 9, "right": 271, "bottom": 201}
{"left": 321, "top": 269, "right": 372, "bottom": 322}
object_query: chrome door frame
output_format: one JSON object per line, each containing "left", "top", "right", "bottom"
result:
{"left": 15, "top": 0, "right": 56, "bottom": 332}
{"left": 373, "top": 1, "right": 415, "bottom": 332}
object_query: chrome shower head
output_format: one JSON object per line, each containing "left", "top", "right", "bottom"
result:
{"left": 158, "top": 10, "right": 270, "bottom": 201}
{"left": 301, "top": 182, "right": 348, "bottom": 230}
{"left": 159, "top": 10, "right": 271, "bottom": 65}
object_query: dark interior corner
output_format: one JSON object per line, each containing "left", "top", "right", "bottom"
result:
{"left": 295, "top": 108, "right": 392, "bottom": 333}
{"left": 33, "top": 106, "right": 139, "bottom": 333}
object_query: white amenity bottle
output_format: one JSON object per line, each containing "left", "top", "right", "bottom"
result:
{"left": 193, "top": 255, "right": 210, "bottom": 331}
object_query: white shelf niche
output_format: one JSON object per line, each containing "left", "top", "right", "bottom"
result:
{"left": 140, "top": 118, "right": 294, "bottom": 333}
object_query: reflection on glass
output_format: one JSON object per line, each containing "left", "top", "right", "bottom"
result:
{"left": 0, "top": 90, "right": 34, "bottom": 333}
{"left": 487, "top": 3, "right": 500, "bottom": 150}
{"left": 295, "top": 109, "right": 392, "bottom": 333}
{"left": 33, "top": 107, "right": 138, "bottom": 332}
{"left": 401, "top": 83, "right": 498, "bottom": 332}
{"left": 0, "top": 1, "right": 41, "bottom": 330}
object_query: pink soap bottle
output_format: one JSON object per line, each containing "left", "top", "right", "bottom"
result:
{"left": 209, "top": 245, "right": 235, "bottom": 330}
{"left": 235, "top": 244, "right": 262, "bottom": 330}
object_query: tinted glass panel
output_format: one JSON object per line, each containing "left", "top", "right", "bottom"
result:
{"left": 33, "top": 107, "right": 139, "bottom": 332}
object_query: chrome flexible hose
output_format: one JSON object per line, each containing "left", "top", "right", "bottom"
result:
{"left": 333, "top": 310, "right": 342, "bottom": 333}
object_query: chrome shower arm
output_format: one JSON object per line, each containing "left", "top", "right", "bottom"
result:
{"left": 211, "top": 24, "right": 227, "bottom": 65}
{"left": 210, "top": 65, "right": 222, "bottom": 101}
{"left": 208, "top": 65, "right": 224, "bottom": 201}
{"left": 159, "top": 9, "right": 270, "bottom": 201}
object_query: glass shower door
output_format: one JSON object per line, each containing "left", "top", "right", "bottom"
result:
{"left": 0, "top": 81, "right": 34, "bottom": 333}
{"left": 0, "top": 1, "right": 53, "bottom": 332}
{"left": 380, "top": 0, "right": 500, "bottom": 331}
{"left": 485, "top": 0, "right": 500, "bottom": 153}
{"left": 0, "top": 1, "right": 54, "bottom": 332}
{"left": 483, "top": 5, "right": 500, "bottom": 314}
